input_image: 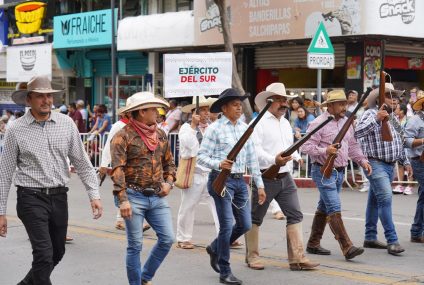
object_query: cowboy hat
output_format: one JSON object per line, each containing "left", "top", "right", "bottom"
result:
{"left": 125, "top": 92, "right": 169, "bottom": 113}
{"left": 11, "top": 75, "right": 65, "bottom": 106}
{"left": 181, "top": 96, "right": 217, "bottom": 113}
{"left": 255, "top": 82, "right": 297, "bottom": 110}
{"left": 412, "top": 90, "right": 424, "bottom": 111}
{"left": 367, "top": 83, "right": 404, "bottom": 109}
{"left": 117, "top": 92, "right": 160, "bottom": 115}
{"left": 321, "top": 90, "right": 347, "bottom": 107}
{"left": 210, "top": 88, "right": 249, "bottom": 113}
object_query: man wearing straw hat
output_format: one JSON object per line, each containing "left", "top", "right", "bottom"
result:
{"left": 110, "top": 92, "right": 175, "bottom": 285}
{"left": 0, "top": 75, "right": 103, "bottom": 285}
{"left": 404, "top": 92, "right": 424, "bottom": 244}
{"left": 356, "top": 82, "right": 412, "bottom": 256}
{"left": 176, "top": 95, "right": 220, "bottom": 249}
{"left": 245, "top": 82, "right": 319, "bottom": 271}
{"left": 301, "top": 90, "right": 371, "bottom": 260}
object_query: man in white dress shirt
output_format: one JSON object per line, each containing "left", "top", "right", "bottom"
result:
{"left": 176, "top": 96, "right": 220, "bottom": 249}
{"left": 245, "top": 83, "right": 319, "bottom": 271}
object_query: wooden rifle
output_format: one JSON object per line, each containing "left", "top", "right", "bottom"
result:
{"left": 379, "top": 40, "right": 393, "bottom": 141}
{"left": 212, "top": 99, "right": 273, "bottom": 196}
{"left": 320, "top": 87, "right": 372, "bottom": 178}
{"left": 261, "top": 115, "right": 334, "bottom": 179}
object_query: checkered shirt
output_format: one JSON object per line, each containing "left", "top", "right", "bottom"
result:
{"left": 0, "top": 111, "right": 100, "bottom": 215}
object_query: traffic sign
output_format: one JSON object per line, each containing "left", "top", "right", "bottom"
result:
{"left": 307, "top": 22, "right": 334, "bottom": 69}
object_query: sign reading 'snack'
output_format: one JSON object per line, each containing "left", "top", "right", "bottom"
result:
{"left": 164, "top": 52, "right": 232, "bottom": 98}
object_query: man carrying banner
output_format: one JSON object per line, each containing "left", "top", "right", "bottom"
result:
{"left": 197, "top": 88, "right": 266, "bottom": 285}
{"left": 176, "top": 96, "right": 220, "bottom": 249}
{"left": 245, "top": 83, "right": 319, "bottom": 271}
{"left": 301, "top": 90, "right": 371, "bottom": 260}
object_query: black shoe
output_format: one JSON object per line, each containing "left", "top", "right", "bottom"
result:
{"left": 345, "top": 246, "right": 364, "bottom": 260}
{"left": 410, "top": 236, "right": 424, "bottom": 243}
{"left": 306, "top": 246, "right": 331, "bottom": 255}
{"left": 206, "top": 245, "right": 220, "bottom": 273}
{"left": 363, "top": 240, "right": 387, "bottom": 249}
{"left": 387, "top": 244, "right": 405, "bottom": 256}
{"left": 219, "top": 273, "right": 242, "bottom": 285}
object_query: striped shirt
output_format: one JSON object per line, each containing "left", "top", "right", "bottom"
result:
{"left": 355, "top": 108, "right": 409, "bottom": 165}
{"left": 0, "top": 110, "right": 100, "bottom": 215}
{"left": 197, "top": 115, "right": 264, "bottom": 188}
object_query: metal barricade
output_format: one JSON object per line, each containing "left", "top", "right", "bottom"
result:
{"left": 78, "top": 132, "right": 105, "bottom": 169}
{"left": 168, "top": 133, "right": 180, "bottom": 167}
{"left": 0, "top": 133, "right": 4, "bottom": 154}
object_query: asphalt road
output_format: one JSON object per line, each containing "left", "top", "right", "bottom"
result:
{"left": 1, "top": 174, "right": 424, "bottom": 285}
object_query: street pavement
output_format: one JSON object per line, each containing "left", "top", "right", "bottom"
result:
{"left": 1, "top": 174, "right": 424, "bottom": 285}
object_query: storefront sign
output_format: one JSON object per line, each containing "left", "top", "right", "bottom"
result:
{"left": 363, "top": 41, "right": 381, "bottom": 91}
{"left": 346, "top": 56, "right": 361, "bottom": 79}
{"left": 53, "top": 9, "right": 117, "bottom": 49}
{"left": 164, "top": 52, "right": 232, "bottom": 98}
{"left": 7, "top": 43, "right": 52, "bottom": 82}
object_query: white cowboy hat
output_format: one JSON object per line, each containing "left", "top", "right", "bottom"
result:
{"left": 181, "top": 96, "right": 217, "bottom": 113}
{"left": 125, "top": 92, "right": 169, "bottom": 112}
{"left": 367, "top": 83, "right": 404, "bottom": 109}
{"left": 255, "top": 82, "right": 297, "bottom": 110}
{"left": 11, "top": 75, "right": 65, "bottom": 106}
{"left": 117, "top": 92, "right": 158, "bottom": 115}
{"left": 321, "top": 90, "right": 347, "bottom": 107}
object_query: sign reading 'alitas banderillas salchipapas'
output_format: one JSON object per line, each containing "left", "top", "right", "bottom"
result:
{"left": 164, "top": 52, "right": 232, "bottom": 98}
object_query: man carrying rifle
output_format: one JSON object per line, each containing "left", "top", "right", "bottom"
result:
{"left": 197, "top": 88, "right": 266, "bottom": 285}
{"left": 301, "top": 90, "right": 371, "bottom": 260}
{"left": 356, "top": 83, "right": 412, "bottom": 255}
{"left": 244, "top": 83, "right": 319, "bottom": 271}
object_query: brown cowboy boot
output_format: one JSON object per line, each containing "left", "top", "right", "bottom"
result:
{"left": 306, "top": 210, "right": 331, "bottom": 255}
{"left": 287, "top": 223, "right": 320, "bottom": 271}
{"left": 244, "top": 224, "right": 265, "bottom": 270}
{"left": 328, "top": 212, "right": 364, "bottom": 260}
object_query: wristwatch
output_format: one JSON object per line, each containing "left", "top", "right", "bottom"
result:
{"left": 165, "top": 181, "right": 174, "bottom": 189}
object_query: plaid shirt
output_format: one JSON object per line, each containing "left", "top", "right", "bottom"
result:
{"left": 197, "top": 116, "right": 264, "bottom": 188}
{"left": 110, "top": 125, "right": 176, "bottom": 204}
{"left": 355, "top": 108, "right": 409, "bottom": 165}
{"left": 0, "top": 111, "right": 100, "bottom": 215}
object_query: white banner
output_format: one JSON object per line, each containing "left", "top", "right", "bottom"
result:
{"left": 6, "top": 43, "right": 52, "bottom": 82}
{"left": 164, "top": 52, "right": 232, "bottom": 98}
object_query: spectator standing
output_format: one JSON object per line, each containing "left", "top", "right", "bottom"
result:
{"left": 165, "top": 99, "right": 182, "bottom": 133}
{"left": 346, "top": 90, "right": 359, "bottom": 114}
{"left": 289, "top": 97, "right": 303, "bottom": 126}
{"left": 89, "top": 104, "right": 111, "bottom": 135}
{"left": 294, "top": 106, "right": 315, "bottom": 140}
{"left": 68, "top": 102, "right": 86, "bottom": 133}
{"left": 76, "top": 100, "right": 88, "bottom": 128}
{"left": 156, "top": 107, "right": 170, "bottom": 135}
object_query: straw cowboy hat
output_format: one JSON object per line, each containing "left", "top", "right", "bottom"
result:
{"left": 181, "top": 95, "right": 217, "bottom": 113}
{"left": 321, "top": 90, "right": 347, "bottom": 107}
{"left": 125, "top": 91, "right": 169, "bottom": 112}
{"left": 11, "top": 75, "right": 65, "bottom": 106}
{"left": 117, "top": 92, "right": 161, "bottom": 115}
{"left": 367, "top": 82, "right": 404, "bottom": 109}
{"left": 255, "top": 83, "right": 297, "bottom": 110}
{"left": 412, "top": 90, "right": 424, "bottom": 111}
{"left": 210, "top": 88, "right": 249, "bottom": 113}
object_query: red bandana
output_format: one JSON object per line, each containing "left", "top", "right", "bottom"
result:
{"left": 129, "top": 118, "right": 159, "bottom": 151}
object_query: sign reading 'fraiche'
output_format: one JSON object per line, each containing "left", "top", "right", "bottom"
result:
{"left": 164, "top": 52, "right": 232, "bottom": 98}
{"left": 53, "top": 9, "right": 117, "bottom": 49}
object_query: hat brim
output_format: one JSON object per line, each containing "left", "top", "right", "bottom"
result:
{"left": 126, "top": 99, "right": 170, "bottom": 113}
{"left": 11, "top": 89, "right": 65, "bottom": 106}
{"left": 321, "top": 99, "right": 347, "bottom": 107}
{"left": 181, "top": 99, "right": 217, "bottom": 113}
{"left": 255, "top": 91, "right": 297, "bottom": 110}
{"left": 413, "top": 97, "right": 424, "bottom": 111}
{"left": 210, "top": 95, "right": 249, "bottom": 113}
{"left": 367, "top": 88, "right": 404, "bottom": 108}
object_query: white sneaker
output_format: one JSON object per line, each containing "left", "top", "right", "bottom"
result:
{"left": 403, "top": 186, "right": 413, "bottom": 195}
{"left": 392, "top": 185, "right": 404, "bottom": 194}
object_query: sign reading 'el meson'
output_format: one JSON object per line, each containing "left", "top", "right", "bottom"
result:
{"left": 164, "top": 52, "right": 232, "bottom": 98}
{"left": 53, "top": 9, "right": 117, "bottom": 49}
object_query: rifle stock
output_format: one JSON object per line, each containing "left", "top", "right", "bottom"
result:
{"left": 320, "top": 87, "right": 373, "bottom": 178}
{"left": 262, "top": 115, "right": 334, "bottom": 179}
{"left": 420, "top": 151, "right": 424, "bottom": 163}
{"left": 212, "top": 100, "right": 273, "bottom": 196}
{"left": 379, "top": 40, "right": 393, "bottom": 142}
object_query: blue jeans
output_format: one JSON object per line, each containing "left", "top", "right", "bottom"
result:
{"left": 365, "top": 159, "right": 398, "bottom": 244}
{"left": 124, "top": 188, "right": 174, "bottom": 285}
{"left": 311, "top": 164, "right": 344, "bottom": 215}
{"left": 410, "top": 159, "right": 424, "bottom": 238}
{"left": 207, "top": 171, "right": 251, "bottom": 277}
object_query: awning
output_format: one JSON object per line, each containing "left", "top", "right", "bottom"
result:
{"left": 117, "top": 10, "right": 194, "bottom": 51}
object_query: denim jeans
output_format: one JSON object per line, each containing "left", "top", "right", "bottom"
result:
{"left": 311, "top": 164, "right": 344, "bottom": 215}
{"left": 124, "top": 188, "right": 174, "bottom": 285}
{"left": 207, "top": 171, "right": 251, "bottom": 277}
{"left": 410, "top": 159, "right": 424, "bottom": 238}
{"left": 365, "top": 159, "right": 398, "bottom": 244}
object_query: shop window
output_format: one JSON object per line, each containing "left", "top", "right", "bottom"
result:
{"left": 177, "top": 0, "right": 193, "bottom": 11}
{"left": 103, "top": 77, "right": 144, "bottom": 113}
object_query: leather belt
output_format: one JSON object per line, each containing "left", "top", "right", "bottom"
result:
{"left": 313, "top": 162, "right": 345, "bottom": 172}
{"left": 260, "top": 170, "right": 288, "bottom": 180}
{"left": 17, "top": 186, "right": 68, "bottom": 195}
{"left": 211, "top": 170, "right": 244, "bottom": 179}
{"left": 368, "top": 157, "right": 395, "bottom": 165}
{"left": 127, "top": 183, "right": 161, "bottom": 196}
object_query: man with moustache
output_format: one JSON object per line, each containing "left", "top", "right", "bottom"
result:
{"left": 245, "top": 83, "right": 319, "bottom": 271}
{"left": 356, "top": 83, "right": 412, "bottom": 255}
{"left": 197, "top": 88, "right": 266, "bottom": 285}
{"left": 301, "top": 90, "right": 372, "bottom": 260}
